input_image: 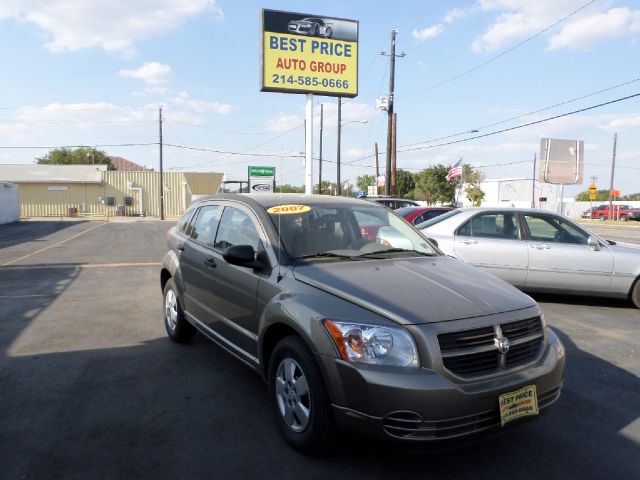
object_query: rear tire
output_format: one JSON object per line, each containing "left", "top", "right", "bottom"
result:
{"left": 631, "top": 279, "right": 640, "bottom": 309}
{"left": 620, "top": 214, "right": 627, "bottom": 222}
{"left": 163, "top": 278, "right": 196, "bottom": 343}
{"left": 268, "top": 336, "right": 334, "bottom": 453}
{"left": 599, "top": 214, "right": 605, "bottom": 221}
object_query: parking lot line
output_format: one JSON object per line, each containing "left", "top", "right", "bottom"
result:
{"left": 0, "top": 262, "right": 160, "bottom": 270}
{"left": 1, "top": 222, "right": 106, "bottom": 267}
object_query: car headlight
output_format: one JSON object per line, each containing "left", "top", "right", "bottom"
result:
{"left": 322, "top": 319, "right": 418, "bottom": 367}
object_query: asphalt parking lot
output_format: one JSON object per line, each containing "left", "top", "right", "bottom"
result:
{"left": 0, "top": 220, "right": 638, "bottom": 479}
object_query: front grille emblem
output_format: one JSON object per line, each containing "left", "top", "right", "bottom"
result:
{"left": 494, "top": 337, "right": 510, "bottom": 354}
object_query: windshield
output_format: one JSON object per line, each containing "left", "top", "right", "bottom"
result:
{"left": 266, "top": 203, "right": 439, "bottom": 260}
{"left": 415, "top": 209, "right": 462, "bottom": 230}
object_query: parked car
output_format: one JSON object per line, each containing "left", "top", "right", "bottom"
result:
{"left": 161, "top": 194, "right": 564, "bottom": 452}
{"left": 418, "top": 208, "right": 640, "bottom": 308}
{"left": 368, "top": 196, "right": 420, "bottom": 209}
{"left": 580, "top": 205, "right": 606, "bottom": 218}
{"left": 396, "top": 206, "right": 455, "bottom": 225}
{"left": 288, "top": 17, "right": 332, "bottom": 38}
{"left": 592, "top": 204, "right": 640, "bottom": 221}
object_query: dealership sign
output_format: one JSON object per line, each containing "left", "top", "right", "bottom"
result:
{"left": 248, "top": 166, "right": 275, "bottom": 194}
{"left": 261, "top": 9, "right": 358, "bottom": 97}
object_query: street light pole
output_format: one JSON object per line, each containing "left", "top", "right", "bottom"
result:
{"left": 159, "top": 105, "right": 164, "bottom": 220}
{"left": 318, "top": 104, "right": 324, "bottom": 194}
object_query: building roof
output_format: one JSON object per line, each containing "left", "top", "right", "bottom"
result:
{"left": 109, "top": 156, "right": 152, "bottom": 171}
{"left": 0, "top": 164, "right": 107, "bottom": 183}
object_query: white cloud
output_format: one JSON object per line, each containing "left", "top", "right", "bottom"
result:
{"left": 548, "top": 7, "right": 640, "bottom": 50}
{"left": 412, "top": 25, "right": 445, "bottom": 42}
{"left": 119, "top": 62, "right": 172, "bottom": 85}
{"left": 266, "top": 114, "right": 303, "bottom": 133}
{"left": 471, "top": 0, "right": 610, "bottom": 53}
{"left": 170, "top": 92, "right": 233, "bottom": 115}
{"left": 604, "top": 114, "right": 640, "bottom": 131}
{"left": 132, "top": 86, "right": 170, "bottom": 97}
{"left": 0, "top": 0, "right": 223, "bottom": 56}
{"left": 346, "top": 148, "right": 366, "bottom": 158}
{"left": 412, "top": 6, "right": 467, "bottom": 43}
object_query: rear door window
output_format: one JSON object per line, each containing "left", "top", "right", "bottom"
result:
{"left": 189, "top": 205, "right": 221, "bottom": 245}
{"left": 457, "top": 212, "right": 520, "bottom": 240}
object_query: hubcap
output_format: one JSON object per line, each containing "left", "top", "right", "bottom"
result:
{"left": 165, "top": 289, "right": 178, "bottom": 332}
{"left": 275, "top": 357, "right": 310, "bottom": 432}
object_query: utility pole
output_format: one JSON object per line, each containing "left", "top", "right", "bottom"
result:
{"left": 159, "top": 106, "right": 164, "bottom": 220}
{"left": 380, "top": 30, "right": 405, "bottom": 196}
{"left": 391, "top": 112, "right": 397, "bottom": 197}
{"left": 608, "top": 132, "right": 617, "bottom": 218}
{"left": 318, "top": 104, "right": 324, "bottom": 194}
{"left": 336, "top": 97, "right": 342, "bottom": 196}
{"left": 531, "top": 153, "right": 537, "bottom": 208}
{"left": 374, "top": 142, "right": 379, "bottom": 195}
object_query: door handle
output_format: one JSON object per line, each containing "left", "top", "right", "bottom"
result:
{"left": 532, "top": 244, "right": 550, "bottom": 250}
{"left": 203, "top": 257, "right": 217, "bottom": 268}
{"left": 176, "top": 242, "right": 184, "bottom": 251}
{"left": 461, "top": 240, "right": 478, "bottom": 245}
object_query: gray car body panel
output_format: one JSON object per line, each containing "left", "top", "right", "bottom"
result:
{"left": 161, "top": 195, "right": 565, "bottom": 443}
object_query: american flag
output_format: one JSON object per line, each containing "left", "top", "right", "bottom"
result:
{"left": 446, "top": 158, "right": 463, "bottom": 181}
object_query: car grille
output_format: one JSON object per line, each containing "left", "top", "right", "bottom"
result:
{"left": 382, "top": 384, "right": 561, "bottom": 441}
{"left": 438, "top": 316, "right": 544, "bottom": 377}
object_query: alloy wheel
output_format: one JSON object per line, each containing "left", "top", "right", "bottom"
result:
{"left": 165, "top": 289, "right": 178, "bottom": 333}
{"left": 275, "top": 357, "right": 311, "bottom": 432}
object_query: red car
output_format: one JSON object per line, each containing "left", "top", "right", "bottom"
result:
{"left": 396, "top": 206, "right": 455, "bottom": 225}
{"left": 592, "top": 204, "right": 640, "bottom": 221}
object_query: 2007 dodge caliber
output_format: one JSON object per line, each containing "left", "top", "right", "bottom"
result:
{"left": 160, "top": 194, "right": 565, "bottom": 452}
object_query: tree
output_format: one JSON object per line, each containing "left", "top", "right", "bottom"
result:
{"left": 275, "top": 183, "right": 305, "bottom": 193}
{"left": 414, "top": 164, "right": 456, "bottom": 205}
{"left": 621, "top": 192, "right": 640, "bottom": 201}
{"left": 395, "top": 169, "right": 416, "bottom": 199}
{"left": 462, "top": 165, "right": 485, "bottom": 206}
{"left": 36, "top": 147, "right": 115, "bottom": 170}
{"left": 356, "top": 174, "right": 376, "bottom": 191}
{"left": 314, "top": 180, "right": 337, "bottom": 195}
{"left": 575, "top": 189, "right": 610, "bottom": 201}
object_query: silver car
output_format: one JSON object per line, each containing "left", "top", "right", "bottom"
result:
{"left": 419, "top": 208, "right": 640, "bottom": 308}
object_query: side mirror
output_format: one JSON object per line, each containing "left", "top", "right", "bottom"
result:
{"left": 587, "top": 236, "right": 600, "bottom": 251}
{"left": 222, "top": 245, "right": 263, "bottom": 270}
{"left": 428, "top": 237, "right": 439, "bottom": 248}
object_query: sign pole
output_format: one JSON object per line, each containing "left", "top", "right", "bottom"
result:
{"left": 305, "top": 93, "right": 313, "bottom": 195}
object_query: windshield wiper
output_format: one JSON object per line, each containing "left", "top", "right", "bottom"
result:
{"left": 294, "top": 252, "right": 358, "bottom": 260}
{"left": 357, "top": 248, "right": 436, "bottom": 258}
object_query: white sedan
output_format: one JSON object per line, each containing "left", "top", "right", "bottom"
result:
{"left": 418, "top": 208, "right": 640, "bottom": 308}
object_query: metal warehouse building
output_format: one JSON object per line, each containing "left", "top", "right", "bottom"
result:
{"left": 0, "top": 164, "right": 223, "bottom": 218}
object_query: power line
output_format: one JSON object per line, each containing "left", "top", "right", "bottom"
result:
{"left": 401, "top": 0, "right": 598, "bottom": 99}
{"left": 0, "top": 142, "right": 157, "bottom": 149}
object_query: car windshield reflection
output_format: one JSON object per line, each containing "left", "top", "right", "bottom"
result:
{"left": 267, "top": 203, "right": 438, "bottom": 260}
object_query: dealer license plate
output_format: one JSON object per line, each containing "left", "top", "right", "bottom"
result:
{"left": 499, "top": 385, "right": 539, "bottom": 426}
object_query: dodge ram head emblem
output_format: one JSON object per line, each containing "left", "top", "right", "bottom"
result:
{"left": 494, "top": 337, "right": 510, "bottom": 354}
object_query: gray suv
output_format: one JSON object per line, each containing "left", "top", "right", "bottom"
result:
{"left": 161, "top": 194, "right": 565, "bottom": 452}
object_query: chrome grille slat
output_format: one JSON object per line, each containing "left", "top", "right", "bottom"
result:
{"left": 438, "top": 316, "right": 544, "bottom": 377}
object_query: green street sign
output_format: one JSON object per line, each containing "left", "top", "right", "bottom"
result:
{"left": 249, "top": 166, "right": 275, "bottom": 177}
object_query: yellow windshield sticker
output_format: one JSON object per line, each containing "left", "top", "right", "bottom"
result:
{"left": 267, "top": 204, "right": 311, "bottom": 215}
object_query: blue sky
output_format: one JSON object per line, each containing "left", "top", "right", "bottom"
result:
{"left": 1, "top": 0, "right": 639, "bottom": 197}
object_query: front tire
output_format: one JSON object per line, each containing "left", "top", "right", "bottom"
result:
{"left": 599, "top": 214, "right": 606, "bottom": 221}
{"left": 631, "top": 279, "right": 640, "bottom": 309}
{"left": 620, "top": 214, "right": 627, "bottom": 222}
{"left": 163, "top": 278, "right": 196, "bottom": 343}
{"left": 268, "top": 336, "right": 334, "bottom": 453}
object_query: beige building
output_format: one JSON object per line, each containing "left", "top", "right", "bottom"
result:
{"left": 0, "top": 164, "right": 223, "bottom": 218}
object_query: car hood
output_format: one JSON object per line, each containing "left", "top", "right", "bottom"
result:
{"left": 292, "top": 256, "right": 535, "bottom": 325}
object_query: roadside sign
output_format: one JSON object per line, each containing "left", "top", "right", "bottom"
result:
{"left": 248, "top": 166, "right": 275, "bottom": 194}
{"left": 260, "top": 9, "right": 358, "bottom": 97}
{"left": 611, "top": 189, "right": 621, "bottom": 197}
{"left": 588, "top": 183, "right": 597, "bottom": 194}
{"left": 589, "top": 192, "right": 596, "bottom": 201}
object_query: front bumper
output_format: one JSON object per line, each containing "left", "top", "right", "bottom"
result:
{"left": 318, "top": 328, "right": 565, "bottom": 442}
